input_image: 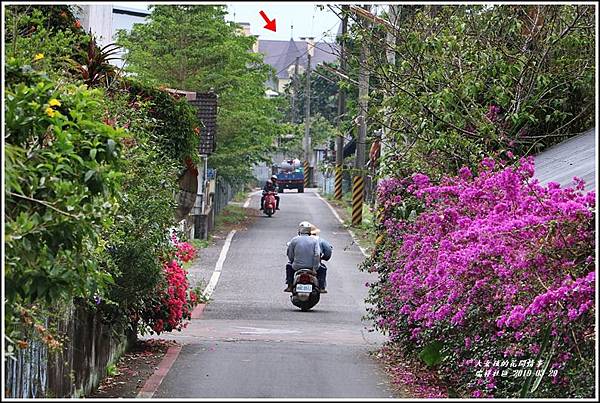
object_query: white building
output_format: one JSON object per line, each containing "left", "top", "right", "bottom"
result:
{"left": 77, "top": 4, "right": 149, "bottom": 68}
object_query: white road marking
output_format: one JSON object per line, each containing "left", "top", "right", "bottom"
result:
{"left": 243, "top": 189, "right": 261, "bottom": 208}
{"left": 315, "top": 192, "right": 368, "bottom": 257}
{"left": 235, "top": 326, "right": 301, "bottom": 335}
{"left": 203, "top": 271, "right": 221, "bottom": 300}
{"left": 202, "top": 229, "right": 236, "bottom": 299}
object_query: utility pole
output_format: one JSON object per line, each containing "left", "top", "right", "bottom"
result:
{"left": 292, "top": 56, "right": 300, "bottom": 123}
{"left": 380, "top": 5, "right": 401, "bottom": 170}
{"left": 355, "top": 6, "right": 370, "bottom": 174}
{"left": 302, "top": 37, "right": 314, "bottom": 188}
{"left": 334, "top": 6, "right": 348, "bottom": 201}
{"left": 352, "top": 5, "right": 370, "bottom": 226}
{"left": 374, "top": 4, "right": 401, "bottom": 246}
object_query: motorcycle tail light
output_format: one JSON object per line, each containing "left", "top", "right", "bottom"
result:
{"left": 299, "top": 273, "right": 311, "bottom": 283}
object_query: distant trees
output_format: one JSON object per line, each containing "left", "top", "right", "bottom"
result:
{"left": 118, "top": 5, "right": 283, "bottom": 185}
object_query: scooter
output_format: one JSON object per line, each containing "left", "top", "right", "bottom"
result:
{"left": 262, "top": 191, "right": 277, "bottom": 217}
{"left": 290, "top": 264, "right": 326, "bottom": 311}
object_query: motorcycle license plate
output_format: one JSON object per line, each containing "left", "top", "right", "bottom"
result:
{"left": 296, "top": 284, "right": 312, "bottom": 293}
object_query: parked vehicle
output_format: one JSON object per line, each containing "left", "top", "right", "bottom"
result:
{"left": 290, "top": 265, "right": 324, "bottom": 311}
{"left": 262, "top": 190, "right": 277, "bottom": 217}
{"left": 275, "top": 159, "right": 304, "bottom": 193}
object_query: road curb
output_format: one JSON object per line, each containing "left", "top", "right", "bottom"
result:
{"left": 314, "top": 192, "right": 368, "bottom": 257}
{"left": 136, "top": 343, "right": 183, "bottom": 398}
{"left": 191, "top": 302, "right": 206, "bottom": 319}
{"left": 136, "top": 247, "right": 216, "bottom": 397}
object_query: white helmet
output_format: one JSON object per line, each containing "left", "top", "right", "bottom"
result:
{"left": 298, "top": 221, "right": 312, "bottom": 235}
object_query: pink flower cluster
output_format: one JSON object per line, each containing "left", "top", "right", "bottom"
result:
{"left": 170, "top": 233, "right": 197, "bottom": 263}
{"left": 142, "top": 235, "right": 199, "bottom": 334}
{"left": 176, "top": 241, "right": 196, "bottom": 263}
{"left": 486, "top": 104, "right": 501, "bottom": 122}
{"left": 370, "top": 156, "right": 595, "bottom": 397}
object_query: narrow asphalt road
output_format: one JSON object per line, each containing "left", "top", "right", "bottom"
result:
{"left": 147, "top": 189, "right": 397, "bottom": 398}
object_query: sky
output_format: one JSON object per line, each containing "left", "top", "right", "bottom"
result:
{"left": 117, "top": 2, "right": 342, "bottom": 42}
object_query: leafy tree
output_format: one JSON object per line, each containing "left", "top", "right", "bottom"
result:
{"left": 117, "top": 5, "right": 282, "bottom": 185}
{"left": 283, "top": 62, "right": 342, "bottom": 126}
{"left": 344, "top": 4, "right": 595, "bottom": 179}
{"left": 277, "top": 113, "right": 338, "bottom": 158}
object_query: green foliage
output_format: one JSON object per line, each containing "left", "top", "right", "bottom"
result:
{"left": 4, "top": 59, "right": 124, "bottom": 340}
{"left": 276, "top": 114, "right": 337, "bottom": 159}
{"left": 275, "top": 122, "right": 304, "bottom": 157}
{"left": 126, "top": 80, "right": 201, "bottom": 164}
{"left": 214, "top": 205, "right": 248, "bottom": 228}
{"left": 354, "top": 5, "right": 595, "bottom": 179}
{"left": 303, "top": 113, "right": 339, "bottom": 152}
{"left": 283, "top": 62, "right": 342, "bottom": 125}
{"left": 93, "top": 81, "right": 197, "bottom": 330}
{"left": 106, "top": 363, "right": 119, "bottom": 377}
{"left": 117, "top": 4, "right": 282, "bottom": 185}
{"left": 4, "top": 5, "right": 88, "bottom": 80}
{"left": 419, "top": 341, "right": 444, "bottom": 367}
{"left": 4, "top": 5, "right": 204, "bottom": 350}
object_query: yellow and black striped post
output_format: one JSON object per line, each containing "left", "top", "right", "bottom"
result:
{"left": 334, "top": 165, "right": 343, "bottom": 200}
{"left": 351, "top": 175, "right": 365, "bottom": 226}
{"left": 303, "top": 160, "right": 310, "bottom": 189}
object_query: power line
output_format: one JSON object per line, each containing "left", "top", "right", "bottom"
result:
{"left": 273, "top": 19, "right": 342, "bottom": 77}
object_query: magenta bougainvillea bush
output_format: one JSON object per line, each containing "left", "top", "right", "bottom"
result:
{"left": 363, "top": 156, "right": 595, "bottom": 398}
{"left": 140, "top": 239, "right": 200, "bottom": 334}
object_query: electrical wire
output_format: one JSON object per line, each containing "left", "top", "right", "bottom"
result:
{"left": 273, "top": 19, "right": 343, "bottom": 77}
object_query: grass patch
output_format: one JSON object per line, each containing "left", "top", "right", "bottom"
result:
{"left": 345, "top": 203, "right": 376, "bottom": 252}
{"left": 191, "top": 281, "right": 210, "bottom": 304}
{"left": 232, "top": 190, "right": 248, "bottom": 203}
{"left": 191, "top": 238, "right": 211, "bottom": 250}
{"left": 215, "top": 204, "right": 248, "bottom": 229}
{"left": 321, "top": 190, "right": 377, "bottom": 252}
{"left": 323, "top": 191, "right": 348, "bottom": 209}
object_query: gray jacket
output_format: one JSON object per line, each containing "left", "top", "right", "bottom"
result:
{"left": 287, "top": 234, "right": 320, "bottom": 270}
{"left": 317, "top": 237, "right": 333, "bottom": 261}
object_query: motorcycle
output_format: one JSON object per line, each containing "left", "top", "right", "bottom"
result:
{"left": 262, "top": 190, "right": 277, "bottom": 217}
{"left": 290, "top": 263, "right": 326, "bottom": 311}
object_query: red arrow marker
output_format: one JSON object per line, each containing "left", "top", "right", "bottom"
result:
{"left": 259, "top": 10, "right": 277, "bottom": 32}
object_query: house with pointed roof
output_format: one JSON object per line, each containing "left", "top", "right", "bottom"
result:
{"left": 257, "top": 37, "right": 339, "bottom": 94}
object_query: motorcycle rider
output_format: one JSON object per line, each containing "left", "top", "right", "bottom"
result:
{"left": 309, "top": 224, "right": 333, "bottom": 293}
{"left": 284, "top": 221, "right": 320, "bottom": 292}
{"left": 261, "top": 175, "right": 280, "bottom": 211}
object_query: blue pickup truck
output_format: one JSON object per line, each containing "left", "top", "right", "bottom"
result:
{"left": 275, "top": 159, "right": 304, "bottom": 193}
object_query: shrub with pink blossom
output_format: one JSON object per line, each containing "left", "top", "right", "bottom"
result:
{"left": 362, "top": 156, "right": 595, "bottom": 398}
{"left": 138, "top": 239, "right": 200, "bottom": 335}
{"left": 175, "top": 241, "right": 196, "bottom": 263}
